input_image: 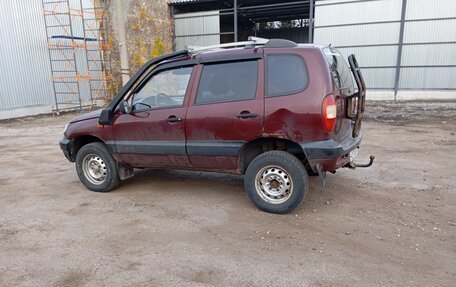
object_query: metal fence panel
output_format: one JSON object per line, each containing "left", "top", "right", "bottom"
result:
{"left": 314, "top": 0, "right": 456, "bottom": 93}
{"left": 401, "top": 44, "right": 456, "bottom": 66}
{"left": 175, "top": 35, "right": 220, "bottom": 50}
{"left": 0, "top": 0, "right": 95, "bottom": 113}
{"left": 362, "top": 68, "right": 397, "bottom": 89}
{"left": 316, "top": 0, "right": 363, "bottom": 5}
{"left": 399, "top": 67, "right": 456, "bottom": 89}
{"left": 314, "top": 23, "right": 401, "bottom": 47}
{"left": 314, "top": 0, "right": 402, "bottom": 91}
{"left": 403, "top": 19, "right": 456, "bottom": 43}
{"left": 316, "top": 0, "right": 402, "bottom": 26}
{"left": 406, "top": 0, "right": 456, "bottom": 19}
{"left": 400, "top": 0, "right": 456, "bottom": 90}
{"left": 336, "top": 46, "right": 398, "bottom": 67}
{"left": 0, "top": 1, "right": 54, "bottom": 110}
{"left": 174, "top": 11, "right": 220, "bottom": 50}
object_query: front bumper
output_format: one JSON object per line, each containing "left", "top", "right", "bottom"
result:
{"left": 59, "top": 138, "right": 75, "bottom": 162}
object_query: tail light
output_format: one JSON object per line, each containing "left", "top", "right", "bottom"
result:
{"left": 322, "top": 94, "right": 337, "bottom": 132}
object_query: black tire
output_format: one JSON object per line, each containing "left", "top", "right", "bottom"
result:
{"left": 75, "top": 142, "right": 120, "bottom": 192}
{"left": 244, "top": 151, "right": 308, "bottom": 214}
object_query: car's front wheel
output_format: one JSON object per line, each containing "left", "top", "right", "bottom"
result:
{"left": 75, "top": 142, "right": 120, "bottom": 192}
{"left": 244, "top": 151, "right": 308, "bottom": 214}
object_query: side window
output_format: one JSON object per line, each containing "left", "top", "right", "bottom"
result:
{"left": 195, "top": 60, "right": 258, "bottom": 105}
{"left": 266, "top": 54, "right": 308, "bottom": 97}
{"left": 323, "top": 48, "right": 355, "bottom": 90}
{"left": 132, "top": 66, "right": 193, "bottom": 111}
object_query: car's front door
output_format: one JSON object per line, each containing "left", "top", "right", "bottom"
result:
{"left": 112, "top": 65, "right": 195, "bottom": 168}
{"left": 185, "top": 58, "right": 264, "bottom": 170}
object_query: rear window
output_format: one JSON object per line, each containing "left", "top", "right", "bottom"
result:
{"left": 266, "top": 54, "right": 308, "bottom": 97}
{"left": 323, "top": 48, "right": 354, "bottom": 90}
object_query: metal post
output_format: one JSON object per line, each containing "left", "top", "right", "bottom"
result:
{"left": 67, "top": 0, "right": 83, "bottom": 113}
{"left": 171, "top": 6, "right": 176, "bottom": 51}
{"left": 80, "top": 0, "right": 93, "bottom": 103}
{"left": 42, "top": 0, "right": 59, "bottom": 114}
{"left": 114, "top": 0, "right": 130, "bottom": 85}
{"left": 234, "top": 0, "right": 238, "bottom": 42}
{"left": 308, "top": 0, "right": 314, "bottom": 43}
{"left": 394, "top": 0, "right": 407, "bottom": 101}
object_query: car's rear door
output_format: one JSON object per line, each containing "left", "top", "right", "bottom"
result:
{"left": 185, "top": 55, "right": 264, "bottom": 170}
{"left": 322, "top": 48, "right": 358, "bottom": 140}
{"left": 112, "top": 64, "right": 196, "bottom": 168}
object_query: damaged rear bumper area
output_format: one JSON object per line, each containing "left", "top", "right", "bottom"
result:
{"left": 300, "top": 130, "right": 374, "bottom": 185}
{"left": 300, "top": 129, "right": 364, "bottom": 165}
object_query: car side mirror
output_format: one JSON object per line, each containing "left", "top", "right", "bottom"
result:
{"left": 99, "top": 108, "right": 113, "bottom": 125}
{"left": 119, "top": 100, "right": 132, "bottom": 114}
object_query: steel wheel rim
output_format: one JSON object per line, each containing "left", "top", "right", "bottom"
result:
{"left": 82, "top": 153, "right": 107, "bottom": 185}
{"left": 254, "top": 165, "right": 293, "bottom": 204}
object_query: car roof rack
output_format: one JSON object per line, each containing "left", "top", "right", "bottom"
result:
{"left": 188, "top": 36, "right": 268, "bottom": 53}
{"left": 188, "top": 37, "right": 297, "bottom": 54}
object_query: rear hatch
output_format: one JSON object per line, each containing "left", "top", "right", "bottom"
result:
{"left": 323, "top": 48, "right": 366, "bottom": 140}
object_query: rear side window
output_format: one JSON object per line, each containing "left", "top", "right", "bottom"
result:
{"left": 195, "top": 60, "right": 258, "bottom": 105}
{"left": 266, "top": 54, "right": 308, "bottom": 97}
{"left": 323, "top": 48, "right": 354, "bottom": 90}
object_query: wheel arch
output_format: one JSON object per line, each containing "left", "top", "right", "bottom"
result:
{"left": 71, "top": 135, "right": 104, "bottom": 160}
{"left": 238, "top": 137, "right": 309, "bottom": 174}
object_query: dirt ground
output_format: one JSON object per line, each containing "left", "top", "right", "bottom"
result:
{"left": 0, "top": 101, "right": 455, "bottom": 287}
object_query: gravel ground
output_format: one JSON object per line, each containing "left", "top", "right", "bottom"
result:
{"left": 0, "top": 101, "right": 455, "bottom": 287}
{"left": 365, "top": 100, "right": 456, "bottom": 125}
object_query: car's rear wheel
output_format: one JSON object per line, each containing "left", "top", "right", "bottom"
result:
{"left": 244, "top": 151, "right": 308, "bottom": 214}
{"left": 75, "top": 142, "right": 120, "bottom": 192}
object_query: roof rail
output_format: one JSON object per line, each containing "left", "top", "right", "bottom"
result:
{"left": 188, "top": 36, "right": 269, "bottom": 53}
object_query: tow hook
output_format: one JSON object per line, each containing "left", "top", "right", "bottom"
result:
{"left": 349, "top": 155, "right": 375, "bottom": 169}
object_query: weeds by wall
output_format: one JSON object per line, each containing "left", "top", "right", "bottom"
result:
{"left": 106, "top": 0, "right": 173, "bottom": 98}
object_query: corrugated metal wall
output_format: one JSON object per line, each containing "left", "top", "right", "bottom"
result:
{"left": 0, "top": 1, "right": 54, "bottom": 111}
{"left": 314, "top": 0, "right": 402, "bottom": 90}
{"left": 0, "top": 0, "right": 96, "bottom": 117}
{"left": 400, "top": 0, "right": 456, "bottom": 89}
{"left": 314, "top": 0, "right": 456, "bottom": 93}
{"left": 174, "top": 11, "right": 220, "bottom": 50}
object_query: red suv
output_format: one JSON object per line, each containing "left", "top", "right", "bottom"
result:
{"left": 60, "top": 38, "right": 373, "bottom": 213}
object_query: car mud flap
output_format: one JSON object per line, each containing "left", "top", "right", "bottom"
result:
{"left": 118, "top": 163, "right": 134, "bottom": 180}
{"left": 315, "top": 164, "right": 326, "bottom": 186}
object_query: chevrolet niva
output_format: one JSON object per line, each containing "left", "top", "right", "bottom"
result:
{"left": 60, "top": 38, "right": 374, "bottom": 214}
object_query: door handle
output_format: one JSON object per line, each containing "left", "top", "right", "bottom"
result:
{"left": 236, "top": 112, "right": 257, "bottom": 119}
{"left": 166, "top": 115, "right": 183, "bottom": 123}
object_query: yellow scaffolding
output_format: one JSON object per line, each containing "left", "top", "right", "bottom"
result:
{"left": 42, "top": 0, "right": 113, "bottom": 114}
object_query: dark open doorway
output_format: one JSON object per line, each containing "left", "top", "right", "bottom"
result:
{"left": 170, "top": 0, "right": 314, "bottom": 50}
